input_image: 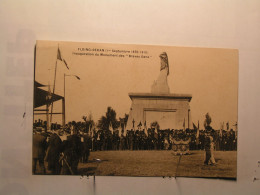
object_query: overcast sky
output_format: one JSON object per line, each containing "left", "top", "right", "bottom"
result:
{"left": 35, "top": 40, "right": 238, "bottom": 130}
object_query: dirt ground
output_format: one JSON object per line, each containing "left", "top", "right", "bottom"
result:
{"left": 78, "top": 150, "right": 236, "bottom": 179}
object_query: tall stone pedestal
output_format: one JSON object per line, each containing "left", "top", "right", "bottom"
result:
{"left": 126, "top": 93, "right": 192, "bottom": 130}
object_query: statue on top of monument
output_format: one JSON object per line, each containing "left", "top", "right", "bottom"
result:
{"left": 151, "top": 52, "right": 170, "bottom": 94}
{"left": 160, "top": 52, "right": 169, "bottom": 76}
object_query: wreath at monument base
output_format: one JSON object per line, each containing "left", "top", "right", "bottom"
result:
{"left": 172, "top": 138, "right": 191, "bottom": 155}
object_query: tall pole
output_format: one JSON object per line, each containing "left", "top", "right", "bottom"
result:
{"left": 63, "top": 73, "right": 66, "bottom": 127}
{"left": 235, "top": 122, "right": 238, "bottom": 138}
{"left": 50, "top": 59, "right": 58, "bottom": 124}
{"left": 188, "top": 109, "right": 190, "bottom": 130}
{"left": 46, "top": 83, "right": 51, "bottom": 131}
{"left": 46, "top": 104, "right": 49, "bottom": 132}
{"left": 62, "top": 74, "right": 80, "bottom": 127}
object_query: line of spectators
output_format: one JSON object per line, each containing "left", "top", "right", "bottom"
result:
{"left": 34, "top": 119, "right": 237, "bottom": 152}
{"left": 33, "top": 119, "right": 237, "bottom": 174}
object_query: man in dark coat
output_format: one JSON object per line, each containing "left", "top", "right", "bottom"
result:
{"left": 33, "top": 128, "right": 47, "bottom": 174}
{"left": 61, "top": 127, "right": 82, "bottom": 175}
{"left": 45, "top": 131, "right": 62, "bottom": 174}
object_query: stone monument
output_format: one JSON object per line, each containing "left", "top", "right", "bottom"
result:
{"left": 126, "top": 52, "right": 192, "bottom": 130}
{"left": 151, "top": 52, "right": 170, "bottom": 94}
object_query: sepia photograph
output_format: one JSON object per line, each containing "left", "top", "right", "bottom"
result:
{"left": 33, "top": 40, "right": 238, "bottom": 179}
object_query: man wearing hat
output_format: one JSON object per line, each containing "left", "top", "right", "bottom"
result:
{"left": 45, "top": 130, "right": 63, "bottom": 174}
{"left": 61, "top": 126, "right": 82, "bottom": 175}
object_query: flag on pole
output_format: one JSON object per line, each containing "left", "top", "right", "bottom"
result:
{"left": 233, "top": 122, "right": 238, "bottom": 130}
{"left": 118, "top": 123, "right": 122, "bottom": 137}
{"left": 220, "top": 122, "right": 224, "bottom": 137}
{"left": 193, "top": 123, "right": 197, "bottom": 130}
{"left": 155, "top": 124, "right": 158, "bottom": 133}
{"left": 123, "top": 123, "right": 127, "bottom": 137}
{"left": 109, "top": 122, "right": 113, "bottom": 134}
{"left": 57, "top": 47, "right": 62, "bottom": 61}
{"left": 62, "top": 59, "right": 69, "bottom": 70}
{"left": 88, "top": 124, "right": 92, "bottom": 136}
{"left": 226, "top": 122, "right": 229, "bottom": 131}
{"left": 132, "top": 119, "right": 135, "bottom": 131}
{"left": 57, "top": 47, "right": 69, "bottom": 69}
{"left": 234, "top": 122, "right": 238, "bottom": 138}
{"left": 144, "top": 121, "right": 148, "bottom": 136}
{"left": 137, "top": 121, "right": 142, "bottom": 131}
{"left": 196, "top": 120, "right": 200, "bottom": 138}
{"left": 91, "top": 126, "right": 94, "bottom": 138}
{"left": 97, "top": 132, "right": 100, "bottom": 141}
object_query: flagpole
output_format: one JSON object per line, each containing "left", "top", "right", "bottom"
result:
{"left": 196, "top": 120, "right": 200, "bottom": 149}
{"left": 46, "top": 83, "right": 51, "bottom": 131}
{"left": 46, "top": 102, "right": 49, "bottom": 131}
{"left": 123, "top": 123, "right": 127, "bottom": 137}
{"left": 50, "top": 46, "right": 59, "bottom": 124}
{"left": 188, "top": 109, "right": 190, "bottom": 130}
{"left": 63, "top": 73, "right": 66, "bottom": 127}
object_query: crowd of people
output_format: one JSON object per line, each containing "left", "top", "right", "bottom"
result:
{"left": 33, "top": 126, "right": 85, "bottom": 175}
{"left": 33, "top": 119, "right": 237, "bottom": 174}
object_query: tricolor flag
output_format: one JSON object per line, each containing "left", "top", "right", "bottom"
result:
{"left": 234, "top": 122, "right": 238, "bottom": 138}
{"left": 132, "top": 119, "right": 135, "bottom": 131}
{"left": 88, "top": 124, "right": 92, "bottom": 136}
{"left": 57, "top": 47, "right": 69, "bottom": 70}
{"left": 123, "top": 123, "right": 127, "bottom": 137}
{"left": 196, "top": 120, "right": 200, "bottom": 138}
{"left": 92, "top": 123, "right": 96, "bottom": 138}
{"left": 137, "top": 121, "right": 142, "bottom": 131}
{"left": 109, "top": 122, "right": 113, "bottom": 134}
{"left": 90, "top": 127, "right": 94, "bottom": 138}
{"left": 196, "top": 120, "right": 200, "bottom": 145}
{"left": 118, "top": 123, "right": 122, "bottom": 137}
{"left": 226, "top": 122, "right": 229, "bottom": 131}
{"left": 155, "top": 124, "right": 158, "bottom": 133}
{"left": 144, "top": 121, "right": 148, "bottom": 136}
{"left": 220, "top": 122, "right": 224, "bottom": 137}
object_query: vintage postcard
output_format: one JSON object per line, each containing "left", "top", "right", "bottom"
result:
{"left": 33, "top": 41, "right": 238, "bottom": 179}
